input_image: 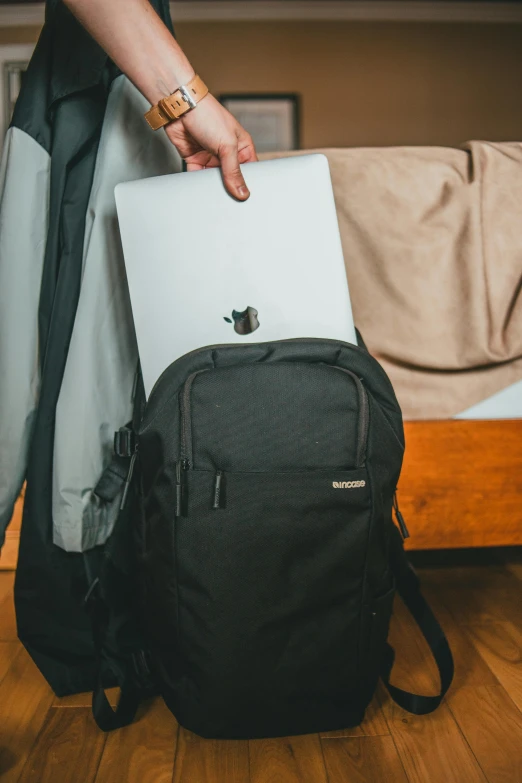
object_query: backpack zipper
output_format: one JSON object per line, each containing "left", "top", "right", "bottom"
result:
{"left": 177, "top": 370, "right": 209, "bottom": 516}
{"left": 179, "top": 370, "right": 208, "bottom": 467}
{"left": 212, "top": 470, "right": 227, "bottom": 509}
{"left": 330, "top": 366, "right": 369, "bottom": 467}
{"left": 175, "top": 459, "right": 189, "bottom": 517}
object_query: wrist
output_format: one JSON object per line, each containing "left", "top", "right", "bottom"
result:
{"left": 144, "top": 74, "right": 209, "bottom": 131}
{"left": 145, "top": 39, "right": 195, "bottom": 105}
{"left": 152, "top": 65, "right": 196, "bottom": 104}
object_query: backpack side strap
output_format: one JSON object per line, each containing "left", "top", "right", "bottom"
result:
{"left": 84, "top": 576, "right": 143, "bottom": 731}
{"left": 382, "top": 527, "right": 454, "bottom": 714}
{"left": 92, "top": 668, "right": 141, "bottom": 732}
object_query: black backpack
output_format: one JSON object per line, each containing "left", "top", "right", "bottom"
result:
{"left": 87, "top": 337, "right": 453, "bottom": 738}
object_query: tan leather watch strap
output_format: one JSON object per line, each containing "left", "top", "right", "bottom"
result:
{"left": 145, "top": 74, "right": 209, "bottom": 130}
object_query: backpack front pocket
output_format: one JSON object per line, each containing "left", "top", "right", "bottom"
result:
{"left": 171, "top": 467, "right": 371, "bottom": 736}
{"left": 180, "top": 362, "right": 368, "bottom": 473}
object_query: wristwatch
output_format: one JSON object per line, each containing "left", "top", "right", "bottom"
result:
{"left": 144, "top": 74, "right": 209, "bottom": 130}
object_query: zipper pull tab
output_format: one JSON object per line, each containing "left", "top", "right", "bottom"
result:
{"left": 120, "top": 448, "right": 138, "bottom": 511}
{"left": 212, "top": 470, "right": 226, "bottom": 510}
{"left": 175, "top": 460, "right": 189, "bottom": 517}
{"left": 393, "top": 491, "right": 410, "bottom": 539}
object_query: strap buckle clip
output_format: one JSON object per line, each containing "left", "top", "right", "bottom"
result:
{"left": 178, "top": 84, "right": 197, "bottom": 110}
{"left": 114, "top": 427, "right": 136, "bottom": 458}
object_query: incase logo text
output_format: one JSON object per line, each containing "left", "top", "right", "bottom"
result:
{"left": 332, "top": 480, "right": 366, "bottom": 489}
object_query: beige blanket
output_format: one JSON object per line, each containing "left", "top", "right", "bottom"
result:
{"left": 263, "top": 144, "right": 522, "bottom": 419}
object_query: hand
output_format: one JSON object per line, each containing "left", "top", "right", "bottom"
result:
{"left": 61, "top": 2, "right": 256, "bottom": 197}
{"left": 165, "top": 93, "right": 258, "bottom": 201}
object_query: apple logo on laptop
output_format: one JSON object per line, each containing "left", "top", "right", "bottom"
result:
{"left": 224, "top": 307, "right": 260, "bottom": 336}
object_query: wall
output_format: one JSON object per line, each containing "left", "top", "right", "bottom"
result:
{"left": 0, "top": 26, "right": 40, "bottom": 45}
{"left": 177, "top": 20, "right": 522, "bottom": 149}
{"left": 1, "top": 19, "right": 522, "bottom": 147}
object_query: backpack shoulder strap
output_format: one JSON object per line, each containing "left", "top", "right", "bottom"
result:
{"left": 382, "top": 526, "right": 454, "bottom": 714}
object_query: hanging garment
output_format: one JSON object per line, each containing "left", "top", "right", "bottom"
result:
{"left": 0, "top": 0, "right": 180, "bottom": 695}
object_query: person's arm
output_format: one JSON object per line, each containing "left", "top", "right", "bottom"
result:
{"left": 63, "top": 0, "right": 257, "bottom": 200}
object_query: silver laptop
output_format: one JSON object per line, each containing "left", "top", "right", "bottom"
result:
{"left": 115, "top": 154, "right": 357, "bottom": 397}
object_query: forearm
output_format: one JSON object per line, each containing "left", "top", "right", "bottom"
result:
{"left": 63, "top": 0, "right": 257, "bottom": 200}
{"left": 63, "top": 0, "right": 194, "bottom": 104}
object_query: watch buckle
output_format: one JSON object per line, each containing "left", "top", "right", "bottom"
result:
{"left": 178, "top": 85, "right": 197, "bottom": 110}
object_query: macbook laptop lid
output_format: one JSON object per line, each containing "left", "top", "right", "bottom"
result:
{"left": 115, "top": 154, "right": 357, "bottom": 397}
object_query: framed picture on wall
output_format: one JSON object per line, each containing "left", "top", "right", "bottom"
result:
{"left": 0, "top": 44, "right": 34, "bottom": 148}
{"left": 4, "top": 61, "right": 28, "bottom": 124}
{"left": 219, "top": 94, "right": 300, "bottom": 154}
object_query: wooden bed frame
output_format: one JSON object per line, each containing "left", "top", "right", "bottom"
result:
{"left": 1, "top": 419, "right": 521, "bottom": 568}
{"left": 400, "top": 420, "right": 522, "bottom": 549}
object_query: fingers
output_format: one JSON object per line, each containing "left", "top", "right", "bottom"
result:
{"left": 175, "top": 96, "right": 257, "bottom": 197}
{"left": 238, "top": 130, "right": 258, "bottom": 164}
{"left": 218, "top": 141, "right": 250, "bottom": 201}
{"left": 186, "top": 154, "right": 220, "bottom": 171}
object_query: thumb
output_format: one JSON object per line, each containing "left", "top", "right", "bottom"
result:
{"left": 219, "top": 141, "right": 250, "bottom": 201}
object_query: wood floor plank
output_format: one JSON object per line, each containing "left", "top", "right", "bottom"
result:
{"left": 321, "top": 736, "right": 408, "bottom": 782}
{"left": 0, "top": 646, "right": 54, "bottom": 783}
{"left": 422, "top": 565, "right": 522, "bottom": 628}
{"left": 465, "top": 621, "right": 522, "bottom": 712}
{"left": 448, "top": 685, "right": 522, "bottom": 783}
{"left": 173, "top": 728, "right": 249, "bottom": 783}
{"left": 378, "top": 586, "right": 490, "bottom": 783}
{"left": 0, "top": 571, "right": 15, "bottom": 603}
{"left": 0, "top": 642, "right": 21, "bottom": 685}
{"left": 382, "top": 697, "right": 487, "bottom": 783}
{"left": 96, "top": 698, "right": 177, "bottom": 783}
{"left": 506, "top": 562, "right": 522, "bottom": 584}
{"left": 0, "top": 576, "right": 18, "bottom": 642}
{"left": 17, "top": 707, "right": 106, "bottom": 783}
{"left": 249, "top": 734, "right": 328, "bottom": 783}
{"left": 53, "top": 687, "right": 119, "bottom": 708}
{"left": 421, "top": 584, "right": 499, "bottom": 688}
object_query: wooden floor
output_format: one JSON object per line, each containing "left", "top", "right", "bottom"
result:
{"left": 1, "top": 549, "right": 522, "bottom": 783}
